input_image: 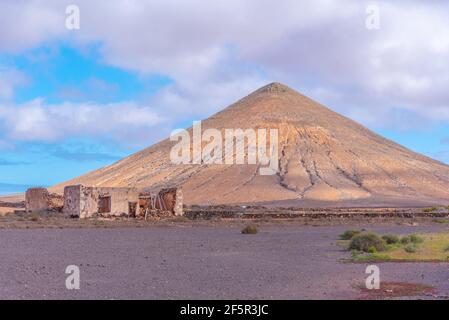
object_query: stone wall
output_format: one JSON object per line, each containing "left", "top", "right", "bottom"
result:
{"left": 25, "top": 188, "right": 63, "bottom": 212}
{"left": 173, "top": 188, "right": 183, "bottom": 216}
{"left": 63, "top": 185, "right": 81, "bottom": 217}
{"left": 63, "top": 185, "right": 139, "bottom": 218}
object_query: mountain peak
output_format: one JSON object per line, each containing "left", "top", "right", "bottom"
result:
{"left": 253, "top": 82, "right": 293, "bottom": 96}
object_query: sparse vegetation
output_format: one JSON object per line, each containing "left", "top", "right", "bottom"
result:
{"left": 400, "top": 236, "right": 411, "bottom": 244}
{"left": 382, "top": 234, "right": 399, "bottom": 244}
{"left": 404, "top": 244, "right": 418, "bottom": 253}
{"left": 349, "top": 233, "right": 386, "bottom": 252}
{"left": 0, "top": 211, "right": 205, "bottom": 229}
{"left": 401, "top": 234, "right": 424, "bottom": 245}
{"left": 339, "top": 230, "right": 361, "bottom": 240}
{"left": 241, "top": 225, "right": 258, "bottom": 234}
{"left": 367, "top": 246, "right": 377, "bottom": 253}
{"left": 423, "top": 206, "right": 438, "bottom": 213}
{"left": 410, "top": 234, "right": 424, "bottom": 244}
{"left": 432, "top": 218, "right": 449, "bottom": 224}
{"left": 341, "top": 231, "right": 449, "bottom": 262}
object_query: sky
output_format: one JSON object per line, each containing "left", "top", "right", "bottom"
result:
{"left": 1, "top": 0, "right": 449, "bottom": 191}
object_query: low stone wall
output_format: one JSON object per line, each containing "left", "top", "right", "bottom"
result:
{"left": 183, "top": 206, "right": 449, "bottom": 220}
{"left": 0, "top": 200, "right": 25, "bottom": 208}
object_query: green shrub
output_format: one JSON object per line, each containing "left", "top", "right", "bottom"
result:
{"left": 339, "top": 230, "right": 361, "bottom": 240}
{"left": 404, "top": 244, "right": 418, "bottom": 253}
{"left": 400, "top": 236, "right": 411, "bottom": 244}
{"left": 367, "top": 246, "right": 377, "bottom": 253}
{"left": 349, "top": 233, "right": 386, "bottom": 253}
{"left": 241, "top": 225, "right": 258, "bottom": 234}
{"left": 382, "top": 234, "right": 399, "bottom": 244}
{"left": 410, "top": 234, "right": 424, "bottom": 244}
{"left": 423, "top": 207, "right": 438, "bottom": 213}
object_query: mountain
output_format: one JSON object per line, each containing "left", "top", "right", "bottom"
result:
{"left": 52, "top": 83, "right": 449, "bottom": 207}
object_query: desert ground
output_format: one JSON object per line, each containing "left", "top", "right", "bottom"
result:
{"left": 1, "top": 217, "right": 449, "bottom": 300}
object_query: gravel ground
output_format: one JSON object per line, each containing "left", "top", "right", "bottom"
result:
{"left": 1, "top": 224, "right": 449, "bottom": 300}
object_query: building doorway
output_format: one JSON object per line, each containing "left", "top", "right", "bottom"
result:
{"left": 98, "top": 195, "right": 111, "bottom": 214}
{"left": 128, "top": 202, "right": 137, "bottom": 217}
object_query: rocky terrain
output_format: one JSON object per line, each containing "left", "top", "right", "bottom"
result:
{"left": 1, "top": 224, "right": 449, "bottom": 299}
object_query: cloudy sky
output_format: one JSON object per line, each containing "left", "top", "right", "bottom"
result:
{"left": 1, "top": 0, "right": 449, "bottom": 190}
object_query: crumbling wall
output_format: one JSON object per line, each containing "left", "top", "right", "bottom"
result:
{"left": 25, "top": 188, "right": 63, "bottom": 213}
{"left": 63, "top": 185, "right": 81, "bottom": 217}
{"left": 139, "top": 187, "right": 183, "bottom": 217}
{"left": 173, "top": 188, "right": 183, "bottom": 216}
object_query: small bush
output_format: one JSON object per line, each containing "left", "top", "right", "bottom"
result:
{"left": 423, "top": 207, "right": 438, "bottom": 213}
{"left": 404, "top": 244, "right": 418, "bottom": 253}
{"left": 241, "top": 225, "right": 258, "bottom": 234}
{"left": 400, "top": 236, "right": 411, "bottom": 244}
{"left": 382, "top": 234, "right": 400, "bottom": 244}
{"left": 339, "top": 230, "right": 361, "bottom": 240}
{"left": 410, "top": 234, "right": 424, "bottom": 244}
{"left": 367, "top": 246, "right": 377, "bottom": 253}
{"left": 349, "top": 233, "right": 386, "bottom": 253}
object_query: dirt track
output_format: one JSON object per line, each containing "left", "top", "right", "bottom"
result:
{"left": 1, "top": 223, "right": 449, "bottom": 299}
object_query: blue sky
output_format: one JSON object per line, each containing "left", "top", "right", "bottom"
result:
{"left": 7, "top": 45, "right": 172, "bottom": 105}
{"left": 0, "top": 44, "right": 173, "bottom": 187}
{"left": 1, "top": 0, "right": 449, "bottom": 192}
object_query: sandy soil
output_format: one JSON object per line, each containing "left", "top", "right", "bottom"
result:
{"left": 1, "top": 223, "right": 449, "bottom": 300}
{"left": 0, "top": 193, "right": 24, "bottom": 216}
{"left": 0, "top": 194, "right": 24, "bottom": 202}
{"left": 0, "top": 207, "right": 13, "bottom": 216}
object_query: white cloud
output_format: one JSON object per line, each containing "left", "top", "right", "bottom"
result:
{"left": 0, "top": 67, "right": 28, "bottom": 100}
{"left": 1, "top": 0, "right": 449, "bottom": 132}
{"left": 0, "top": 99, "right": 164, "bottom": 143}
{"left": 0, "top": 0, "right": 64, "bottom": 53}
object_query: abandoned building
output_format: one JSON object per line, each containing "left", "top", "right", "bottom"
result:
{"left": 25, "top": 185, "right": 183, "bottom": 218}
{"left": 63, "top": 185, "right": 140, "bottom": 218}
{"left": 25, "top": 187, "right": 64, "bottom": 213}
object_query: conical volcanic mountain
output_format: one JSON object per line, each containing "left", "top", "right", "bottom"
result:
{"left": 53, "top": 83, "right": 449, "bottom": 207}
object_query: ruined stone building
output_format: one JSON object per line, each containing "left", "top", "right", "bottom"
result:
{"left": 25, "top": 185, "right": 183, "bottom": 218}
{"left": 63, "top": 185, "right": 140, "bottom": 218}
{"left": 25, "top": 188, "right": 63, "bottom": 213}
